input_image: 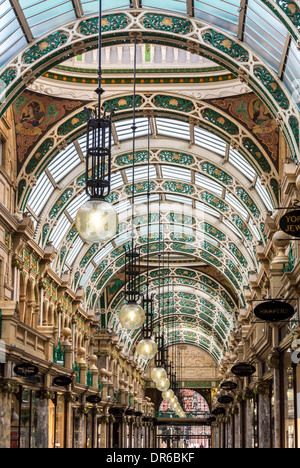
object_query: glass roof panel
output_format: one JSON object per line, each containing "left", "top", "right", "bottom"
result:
{"left": 161, "top": 165, "right": 191, "bottom": 182}
{"left": 244, "top": 0, "right": 288, "bottom": 72}
{"left": 255, "top": 178, "right": 274, "bottom": 211}
{"left": 80, "top": 263, "right": 95, "bottom": 287}
{"left": 94, "top": 242, "right": 113, "bottom": 263}
{"left": 195, "top": 201, "right": 220, "bottom": 219}
{"left": 67, "top": 192, "right": 89, "bottom": 219}
{"left": 48, "top": 143, "right": 81, "bottom": 183}
{"left": 125, "top": 165, "right": 157, "bottom": 183}
{"left": 194, "top": 127, "right": 227, "bottom": 156}
{"left": 142, "top": 0, "right": 186, "bottom": 13}
{"left": 0, "top": 0, "right": 27, "bottom": 68}
{"left": 165, "top": 194, "right": 193, "bottom": 205}
{"left": 27, "top": 172, "right": 55, "bottom": 216}
{"left": 19, "top": 0, "right": 76, "bottom": 38}
{"left": 225, "top": 192, "right": 248, "bottom": 219}
{"left": 223, "top": 219, "right": 243, "bottom": 239}
{"left": 249, "top": 219, "right": 261, "bottom": 240}
{"left": 195, "top": 173, "right": 223, "bottom": 197}
{"left": 156, "top": 118, "right": 190, "bottom": 140}
{"left": 81, "top": 0, "right": 130, "bottom": 14}
{"left": 228, "top": 148, "right": 256, "bottom": 181}
{"left": 50, "top": 214, "right": 71, "bottom": 249}
{"left": 66, "top": 237, "right": 84, "bottom": 266}
{"left": 283, "top": 40, "right": 300, "bottom": 110}
{"left": 194, "top": 0, "right": 240, "bottom": 35}
{"left": 115, "top": 118, "right": 149, "bottom": 141}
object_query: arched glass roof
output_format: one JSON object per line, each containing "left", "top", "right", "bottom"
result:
{"left": 1, "top": 0, "right": 299, "bottom": 110}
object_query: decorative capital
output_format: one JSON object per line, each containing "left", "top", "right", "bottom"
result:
{"left": 254, "top": 381, "right": 269, "bottom": 395}
{"left": 0, "top": 380, "right": 20, "bottom": 394}
{"left": 267, "top": 352, "right": 280, "bottom": 369}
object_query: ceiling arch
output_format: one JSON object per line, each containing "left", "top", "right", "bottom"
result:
{"left": 1, "top": 9, "right": 299, "bottom": 159}
{"left": 16, "top": 91, "right": 279, "bottom": 206}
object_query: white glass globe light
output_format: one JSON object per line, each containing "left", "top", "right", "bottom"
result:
{"left": 75, "top": 200, "right": 118, "bottom": 243}
{"left": 136, "top": 339, "right": 158, "bottom": 360}
{"left": 151, "top": 367, "right": 167, "bottom": 383}
{"left": 156, "top": 378, "right": 170, "bottom": 392}
{"left": 162, "top": 389, "right": 174, "bottom": 401}
{"left": 119, "top": 302, "right": 146, "bottom": 330}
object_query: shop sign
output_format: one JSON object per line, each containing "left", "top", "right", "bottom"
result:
{"left": 280, "top": 210, "right": 300, "bottom": 237}
{"left": 86, "top": 395, "right": 102, "bottom": 404}
{"left": 53, "top": 376, "right": 72, "bottom": 387}
{"left": 254, "top": 301, "right": 294, "bottom": 322}
{"left": 221, "top": 381, "right": 237, "bottom": 391}
{"left": 218, "top": 395, "right": 234, "bottom": 405}
{"left": 14, "top": 363, "right": 39, "bottom": 377}
{"left": 231, "top": 363, "right": 256, "bottom": 377}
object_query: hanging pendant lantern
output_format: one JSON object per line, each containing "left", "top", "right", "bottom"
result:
{"left": 119, "top": 246, "right": 145, "bottom": 330}
{"left": 136, "top": 338, "right": 158, "bottom": 360}
{"left": 75, "top": 0, "right": 118, "bottom": 243}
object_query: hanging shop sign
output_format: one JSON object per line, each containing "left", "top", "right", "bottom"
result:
{"left": 231, "top": 363, "right": 256, "bottom": 377}
{"left": 218, "top": 395, "right": 234, "bottom": 405}
{"left": 14, "top": 363, "right": 39, "bottom": 377}
{"left": 86, "top": 395, "right": 102, "bottom": 404}
{"left": 280, "top": 209, "right": 300, "bottom": 238}
{"left": 53, "top": 376, "right": 72, "bottom": 387}
{"left": 211, "top": 407, "right": 226, "bottom": 416}
{"left": 254, "top": 300, "right": 294, "bottom": 322}
{"left": 221, "top": 381, "right": 237, "bottom": 391}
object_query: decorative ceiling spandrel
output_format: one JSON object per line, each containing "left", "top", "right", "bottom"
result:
{"left": 206, "top": 93, "right": 280, "bottom": 170}
{"left": 13, "top": 90, "right": 87, "bottom": 173}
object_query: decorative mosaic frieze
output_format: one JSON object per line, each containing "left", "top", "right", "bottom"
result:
{"left": 116, "top": 151, "right": 148, "bottom": 166}
{"left": 164, "top": 181, "right": 194, "bottom": 195}
{"left": 200, "top": 251, "right": 222, "bottom": 267}
{"left": 200, "top": 222, "right": 226, "bottom": 241}
{"left": 154, "top": 95, "right": 194, "bottom": 113}
{"left": 254, "top": 66, "right": 290, "bottom": 110}
{"left": 203, "top": 30, "right": 249, "bottom": 62}
{"left": 105, "top": 95, "right": 143, "bottom": 112}
{"left": 200, "top": 192, "right": 229, "bottom": 212}
{"left": 201, "top": 162, "right": 233, "bottom": 185}
{"left": 202, "top": 108, "right": 239, "bottom": 135}
{"left": 26, "top": 139, "right": 54, "bottom": 175}
{"left": 289, "top": 115, "right": 299, "bottom": 147}
{"left": 143, "top": 13, "right": 192, "bottom": 35}
{"left": 242, "top": 138, "right": 272, "bottom": 174}
{"left": 49, "top": 189, "right": 73, "bottom": 219}
{"left": 275, "top": 0, "right": 300, "bottom": 29}
{"left": 79, "top": 14, "right": 129, "bottom": 35}
{"left": 236, "top": 188, "right": 260, "bottom": 218}
{"left": 160, "top": 150, "right": 193, "bottom": 166}
{"left": 228, "top": 243, "right": 248, "bottom": 268}
{"left": 232, "top": 215, "right": 253, "bottom": 241}
{"left": 58, "top": 111, "right": 88, "bottom": 136}
{"left": 22, "top": 31, "right": 69, "bottom": 64}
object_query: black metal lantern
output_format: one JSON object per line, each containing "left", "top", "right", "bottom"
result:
{"left": 75, "top": 0, "right": 118, "bottom": 244}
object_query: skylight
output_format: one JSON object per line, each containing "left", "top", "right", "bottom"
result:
{"left": 156, "top": 118, "right": 190, "bottom": 140}
{"left": 195, "top": 173, "right": 223, "bottom": 197}
{"left": 194, "top": 127, "right": 227, "bottom": 156}
{"left": 228, "top": 148, "right": 256, "bottom": 182}
{"left": 27, "top": 173, "right": 55, "bottom": 216}
{"left": 48, "top": 144, "right": 81, "bottom": 183}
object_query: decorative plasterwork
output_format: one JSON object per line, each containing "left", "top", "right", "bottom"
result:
{"left": 0, "top": 10, "right": 298, "bottom": 159}
{"left": 16, "top": 92, "right": 279, "bottom": 200}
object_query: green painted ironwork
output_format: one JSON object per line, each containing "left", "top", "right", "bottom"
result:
{"left": 87, "top": 366, "right": 93, "bottom": 387}
{"left": 73, "top": 360, "right": 81, "bottom": 384}
{"left": 53, "top": 340, "right": 65, "bottom": 366}
{"left": 283, "top": 245, "right": 296, "bottom": 273}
